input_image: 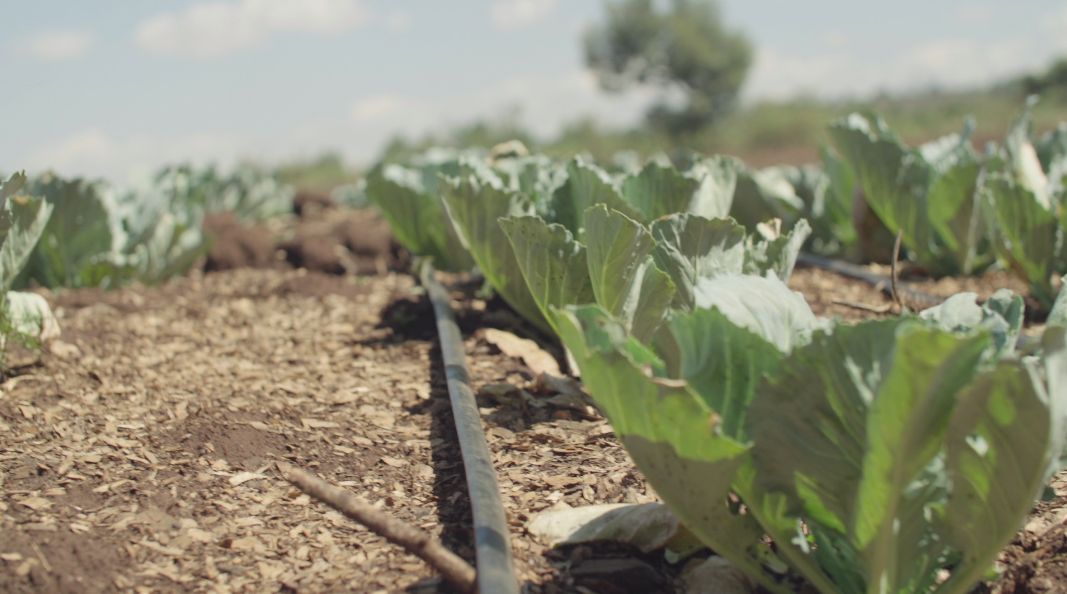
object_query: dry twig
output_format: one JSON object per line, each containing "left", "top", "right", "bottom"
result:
{"left": 276, "top": 462, "right": 477, "bottom": 594}
{"left": 891, "top": 229, "right": 906, "bottom": 313}
{"left": 831, "top": 299, "right": 894, "bottom": 314}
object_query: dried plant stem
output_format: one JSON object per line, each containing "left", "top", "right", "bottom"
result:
{"left": 832, "top": 299, "right": 894, "bottom": 314}
{"left": 277, "top": 462, "right": 477, "bottom": 594}
{"left": 891, "top": 229, "right": 906, "bottom": 313}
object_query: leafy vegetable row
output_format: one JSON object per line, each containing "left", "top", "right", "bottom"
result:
{"left": 830, "top": 99, "right": 1067, "bottom": 306}
{"left": 0, "top": 164, "right": 294, "bottom": 361}
{"left": 553, "top": 287, "right": 1062, "bottom": 594}
{"left": 13, "top": 163, "right": 294, "bottom": 291}
{"left": 367, "top": 125, "right": 1067, "bottom": 593}
{"left": 373, "top": 98, "right": 1067, "bottom": 312}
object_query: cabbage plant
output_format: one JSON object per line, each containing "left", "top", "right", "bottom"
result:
{"left": 829, "top": 113, "right": 988, "bottom": 276}
{"left": 0, "top": 173, "right": 58, "bottom": 344}
{"left": 551, "top": 280, "right": 1066, "bottom": 594}
{"left": 440, "top": 155, "right": 742, "bottom": 334}
{"left": 501, "top": 204, "right": 809, "bottom": 341}
{"left": 365, "top": 158, "right": 475, "bottom": 273}
{"left": 979, "top": 101, "right": 1067, "bottom": 307}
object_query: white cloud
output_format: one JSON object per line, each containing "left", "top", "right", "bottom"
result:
{"left": 350, "top": 95, "right": 428, "bottom": 124}
{"left": 19, "top": 30, "right": 96, "bottom": 60}
{"left": 385, "top": 10, "right": 411, "bottom": 33}
{"left": 745, "top": 34, "right": 1046, "bottom": 102}
{"left": 22, "top": 128, "right": 250, "bottom": 183}
{"left": 343, "top": 69, "right": 659, "bottom": 162}
{"left": 491, "top": 0, "right": 556, "bottom": 29}
{"left": 135, "top": 0, "right": 371, "bottom": 57}
{"left": 743, "top": 2, "right": 1067, "bottom": 102}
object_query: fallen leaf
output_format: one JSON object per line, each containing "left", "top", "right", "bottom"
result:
{"left": 544, "top": 475, "right": 580, "bottom": 488}
{"left": 18, "top": 497, "right": 52, "bottom": 511}
{"left": 15, "top": 559, "right": 37, "bottom": 576}
{"left": 484, "top": 328, "right": 561, "bottom": 376}
{"left": 187, "top": 529, "right": 214, "bottom": 543}
{"left": 301, "top": 418, "right": 340, "bottom": 429}
{"left": 380, "top": 456, "right": 409, "bottom": 468}
{"left": 229, "top": 472, "right": 266, "bottom": 486}
{"left": 1, "top": 553, "right": 23, "bottom": 562}
{"left": 226, "top": 536, "right": 264, "bottom": 551}
{"left": 138, "top": 539, "right": 184, "bottom": 557}
{"left": 257, "top": 560, "right": 286, "bottom": 581}
{"left": 528, "top": 502, "right": 702, "bottom": 556}
{"left": 49, "top": 340, "right": 81, "bottom": 359}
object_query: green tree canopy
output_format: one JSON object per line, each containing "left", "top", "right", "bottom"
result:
{"left": 584, "top": 0, "right": 753, "bottom": 136}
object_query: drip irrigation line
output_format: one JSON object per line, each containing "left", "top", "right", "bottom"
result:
{"left": 797, "top": 252, "right": 947, "bottom": 309}
{"left": 420, "top": 260, "right": 519, "bottom": 594}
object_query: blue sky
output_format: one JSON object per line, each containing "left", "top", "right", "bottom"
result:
{"left": 4, "top": 0, "right": 1067, "bottom": 182}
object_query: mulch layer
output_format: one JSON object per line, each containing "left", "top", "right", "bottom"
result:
{"left": 1, "top": 207, "right": 1066, "bottom": 593}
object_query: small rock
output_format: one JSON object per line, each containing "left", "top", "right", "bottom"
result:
{"left": 682, "top": 556, "right": 755, "bottom": 594}
{"left": 49, "top": 340, "right": 81, "bottom": 359}
{"left": 570, "top": 558, "right": 665, "bottom": 594}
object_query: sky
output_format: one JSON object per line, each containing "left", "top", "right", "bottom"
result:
{"left": 4, "top": 0, "right": 1067, "bottom": 183}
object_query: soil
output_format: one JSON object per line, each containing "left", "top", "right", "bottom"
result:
{"left": 1, "top": 208, "right": 1065, "bottom": 593}
{"left": 204, "top": 203, "right": 402, "bottom": 277}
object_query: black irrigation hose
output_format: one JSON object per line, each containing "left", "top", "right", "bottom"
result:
{"left": 797, "top": 252, "right": 947, "bottom": 309}
{"left": 420, "top": 260, "right": 519, "bottom": 594}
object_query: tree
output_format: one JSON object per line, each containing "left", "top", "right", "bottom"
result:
{"left": 584, "top": 0, "right": 752, "bottom": 136}
{"left": 1022, "top": 57, "right": 1067, "bottom": 102}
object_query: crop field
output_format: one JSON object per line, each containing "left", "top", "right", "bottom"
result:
{"left": 5, "top": 102, "right": 1067, "bottom": 594}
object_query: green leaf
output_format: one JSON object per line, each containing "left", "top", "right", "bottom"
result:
{"left": 1003, "top": 97, "right": 1052, "bottom": 211}
{"left": 654, "top": 307, "right": 784, "bottom": 442}
{"left": 650, "top": 214, "right": 747, "bottom": 311}
{"left": 132, "top": 212, "right": 212, "bottom": 285}
{"left": 939, "top": 358, "right": 1052, "bottom": 594}
{"left": 919, "top": 290, "right": 1024, "bottom": 359}
{"left": 551, "top": 304, "right": 791, "bottom": 594}
{"left": 440, "top": 167, "right": 551, "bottom": 333}
{"left": 927, "top": 159, "right": 985, "bottom": 274}
{"left": 584, "top": 205, "right": 675, "bottom": 343}
{"left": 18, "top": 176, "right": 106, "bottom": 290}
{"left": 748, "top": 321, "right": 993, "bottom": 594}
{"left": 982, "top": 173, "right": 1061, "bottom": 307}
{"left": 2, "top": 290, "right": 58, "bottom": 341}
{"left": 365, "top": 164, "right": 473, "bottom": 272}
{"left": 743, "top": 218, "right": 812, "bottom": 282}
{"left": 499, "top": 215, "right": 595, "bottom": 335}
{"left": 829, "top": 113, "right": 937, "bottom": 263}
{"left": 730, "top": 167, "right": 804, "bottom": 232}
{"left": 0, "top": 172, "right": 27, "bottom": 202}
{"left": 621, "top": 160, "right": 703, "bottom": 221}
{"left": 549, "top": 158, "right": 641, "bottom": 237}
{"left": 818, "top": 146, "right": 858, "bottom": 252}
{"left": 1049, "top": 282, "right": 1067, "bottom": 328}
{"left": 692, "top": 274, "right": 823, "bottom": 354}
{"left": 685, "top": 155, "right": 740, "bottom": 220}
{"left": 1040, "top": 327, "right": 1067, "bottom": 480}
{"left": 0, "top": 196, "right": 52, "bottom": 293}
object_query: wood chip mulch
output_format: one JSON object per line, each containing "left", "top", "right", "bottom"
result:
{"left": 0, "top": 268, "right": 662, "bottom": 594}
{"left": 0, "top": 254, "right": 1062, "bottom": 594}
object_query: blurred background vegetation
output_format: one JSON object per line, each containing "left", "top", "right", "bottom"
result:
{"left": 273, "top": 0, "right": 1067, "bottom": 188}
